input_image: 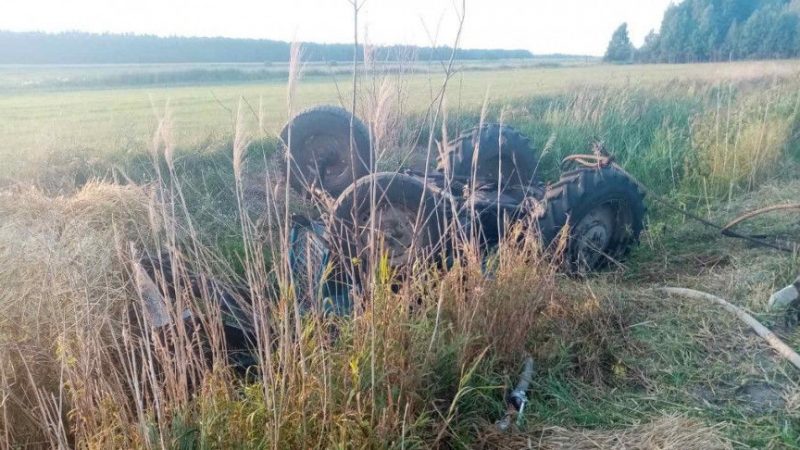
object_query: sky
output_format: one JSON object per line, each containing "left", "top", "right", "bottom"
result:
{"left": 0, "top": 0, "right": 676, "bottom": 56}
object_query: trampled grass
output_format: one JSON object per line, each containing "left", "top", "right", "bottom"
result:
{"left": 1, "top": 57, "right": 799, "bottom": 448}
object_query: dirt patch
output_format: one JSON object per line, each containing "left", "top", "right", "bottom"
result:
{"left": 735, "top": 381, "right": 786, "bottom": 414}
{"left": 688, "top": 380, "right": 786, "bottom": 415}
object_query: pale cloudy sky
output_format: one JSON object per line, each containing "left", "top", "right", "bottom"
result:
{"left": 0, "top": 0, "right": 676, "bottom": 56}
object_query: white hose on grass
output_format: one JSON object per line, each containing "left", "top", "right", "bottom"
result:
{"left": 657, "top": 287, "right": 800, "bottom": 371}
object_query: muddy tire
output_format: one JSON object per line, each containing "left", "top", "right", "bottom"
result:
{"left": 330, "top": 172, "right": 445, "bottom": 272}
{"left": 280, "top": 105, "right": 372, "bottom": 197}
{"left": 438, "top": 124, "right": 538, "bottom": 188}
{"left": 536, "top": 166, "right": 646, "bottom": 273}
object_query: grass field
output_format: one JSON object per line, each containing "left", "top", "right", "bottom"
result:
{"left": 1, "top": 58, "right": 800, "bottom": 448}
{"left": 1, "top": 59, "right": 799, "bottom": 182}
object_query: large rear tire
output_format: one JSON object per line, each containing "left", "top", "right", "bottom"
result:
{"left": 536, "top": 166, "right": 646, "bottom": 274}
{"left": 438, "top": 124, "right": 538, "bottom": 188}
{"left": 329, "top": 173, "right": 446, "bottom": 273}
{"left": 280, "top": 105, "right": 372, "bottom": 197}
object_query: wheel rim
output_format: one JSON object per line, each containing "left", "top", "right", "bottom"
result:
{"left": 297, "top": 134, "right": 353, "bottom": 190}
{"left": 571, "top": 202, "right": 622, "bottom": 272}
{"left": 357, "top": 203, "right": 418, "bottom": 267}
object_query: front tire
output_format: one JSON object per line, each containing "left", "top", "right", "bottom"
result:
{"left": 280, "top": 105, "right": 372, "bottom": 198}
{"left": 536, "top": 166, "right": 646, "bottom": 274}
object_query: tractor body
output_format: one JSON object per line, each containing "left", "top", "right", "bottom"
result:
{"left": 283, "top": 106, "right": 647, "bottom": 311}
{"left": 136, "top": 104, "right": 648, "bottom": 372}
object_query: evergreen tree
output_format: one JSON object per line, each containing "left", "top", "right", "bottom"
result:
{"left": 659, "top": 4, "right": 696, "bottom": 62}
{"left": 738, "top": 5, "right": 778, "bottom": 58}
{"left": 767, "top": 9, "right": 799, "bottom": 57}
{"left": 610, "top": 0, "right": 800, "bottom": 64}
{"left": 721, "top": 19, "right": 741, "bottom": 59}
{"left": 637, "top": 30, "right": 661, "bottom": 62}
{"left": 604, "top": 23, "right": 635, "bottom": 62}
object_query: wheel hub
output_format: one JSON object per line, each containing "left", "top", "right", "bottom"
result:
{"left": 358, "top": 204, "right": 418, "bottom": 267}
{"left": 302, "top": 134, "right": 351, "bottom": 188}
{"left": 572, "top": 205, "right": 615, "bottom": 271}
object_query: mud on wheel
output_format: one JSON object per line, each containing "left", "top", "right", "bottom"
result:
{"left": 329, "top": 172, "right": 446, "bottom": 273}
{"left": 536, "top": 166, "right": 646, "bottom": 274}
{"left": 438, "top": 123, "right": 538, "bottom": 188}
{"left": 280, "top": 105, "right": 372, "bottom": 197}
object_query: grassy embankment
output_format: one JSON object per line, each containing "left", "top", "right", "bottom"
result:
{"left": 1, "top": 60, "right": 799, "bottom": 448}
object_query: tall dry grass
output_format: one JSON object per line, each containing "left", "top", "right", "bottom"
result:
{"left": 692, "top": 83, "right": 799, "bottom": 199}
{"left": 0, "top": 43, "right": 640, "bottom": 449}
{"left": 2, "top": 14, "right": 800, "bottom": 448}
{"left": 477, "top": 413, "right": 732, "bottom": 449}
{"left": 0, "top": 170, "right": 630, "bottom": 447}
{"left": 495, "top": 78, "right": 800, "bottom": 206}
{"left": 0, "top": 183, "right": 151, "bottom": 447}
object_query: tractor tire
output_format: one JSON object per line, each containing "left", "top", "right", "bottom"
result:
{"left": 438, "top": 124, "right": 538, "bottom": 188}
{"left": 329, "top": 172, "right": 446, "bottom": 272}
{"left": 280, "top": 105, "right": 372, "bottom": 197}
{"left": 535, "top": 166, "right": 646, "bottom": 274}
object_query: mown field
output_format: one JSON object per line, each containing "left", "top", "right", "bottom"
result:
{"left": 1, "top": 59, "right": 800, "bottom": 448}
{"left": 1, "top": 59, "right": 798, "bottom": 182}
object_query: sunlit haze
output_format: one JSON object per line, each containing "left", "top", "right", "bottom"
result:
{"left": 1, "top": 0, "right": 675, "bottom": 56}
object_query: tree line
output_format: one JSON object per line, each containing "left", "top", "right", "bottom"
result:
{"left": 0, "top": 31, "right": 532, "bottom": 64}
{"left": 605, "top": 0, "right": 800, "bottom": 63}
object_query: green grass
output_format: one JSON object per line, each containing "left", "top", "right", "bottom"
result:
{"left": 511, "top": 174, "right": 800, "bottom": 448}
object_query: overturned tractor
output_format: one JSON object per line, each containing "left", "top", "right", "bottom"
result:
{"left": 284, "top": 105, "right": 646, "bottom": 311}
{"left": 135, "top": 104, "right": 647, "bottom": 371}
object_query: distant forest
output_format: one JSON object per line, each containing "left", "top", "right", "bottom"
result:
{"left": 605, "top": 0, "right": 800, "bottom": 63}
{"left": 0, "top": 31, "right": 532, "bottom": 64}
